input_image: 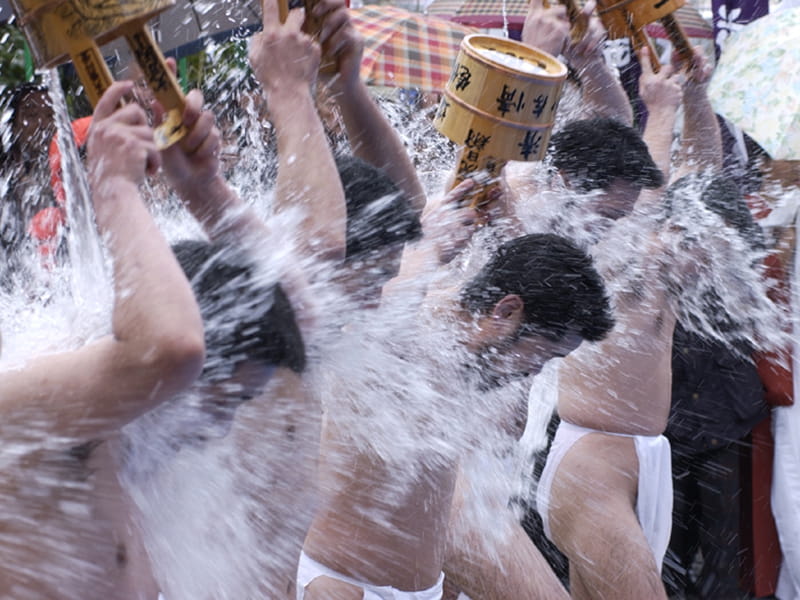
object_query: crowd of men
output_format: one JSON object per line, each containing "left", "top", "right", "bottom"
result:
{"left": 0, "top": 0, "right": 796, "bottom": 598}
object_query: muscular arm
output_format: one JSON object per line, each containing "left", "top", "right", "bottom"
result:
{"left": 672, "top": 50, "right": 722, "bottom": 182}
{"left": 0, "top": 83, "right": 205, "bottom": 443}
{"left": 315, "top": 0, "right": 426, "bottom": 214}
{"left": 637, "top": 47, "right": 681, "bottom": 209}
{"left": 565, "top": 3, "right": 634, "bottom": 126}
{"left": 251, "top": 3, "right": 346, "bottom": 262}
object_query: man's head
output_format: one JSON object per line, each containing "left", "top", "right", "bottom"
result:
{"left": 172, "top": 240, "right": 305, "bottom": 398}
{"left": 459, "top": 233, "right": 614, "bottom": 387}
{"left": 335, "top": 155, "right": 422, "bottom": 301}
{"left": 549, "top": 118, "right": 663, "bottom": 219}
{"left": 2, "top": 83, "right": 53, "bottom": 168}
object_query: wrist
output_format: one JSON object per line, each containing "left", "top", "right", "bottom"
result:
{"left": 644, "top": 102, "right": 679, "bottom": 118}
{"left": 91, "top": 175, "right": 141, "bottom": 220}
{"left": 267, "top": 82, "right": 315, "bottom": 118}
{"left": 329, "top": 72, "right": 359, "bottom": 95}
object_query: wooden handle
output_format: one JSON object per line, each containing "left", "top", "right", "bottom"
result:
{"left": 659, "top": 12, "right": 694, "bottom": 68}
{"left": 450, "top": 150, "right": 507, "bottom": 210}
{"left": 123, "top": 24, "right": 187, "bottom": 149}
{"left": 623, "top": 10, "right": 661, "bottom": 73}
{"left": 68, "top": 37, "right": 115, "bottom": 108}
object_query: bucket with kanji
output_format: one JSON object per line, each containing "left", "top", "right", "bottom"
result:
{"left": 9, "top": 0, "right": 187, "bottom": 148}
{"left": 9, "top": 0, "right": 174, "bottom": 68}
{"left": 434, "top": 34, "right": 567, "bottom": 207}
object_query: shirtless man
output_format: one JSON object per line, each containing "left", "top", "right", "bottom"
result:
{"left": 534, "top": 49, "right": 723, "bottom": 600}
{"left": 0, "top": 81, "right": 205, "bottom": 599}
{"left": 298, "top": 231, "right": 614, "bottom": 600}
{"left": 119, "top": 2, "right": 430, "bottom": 596}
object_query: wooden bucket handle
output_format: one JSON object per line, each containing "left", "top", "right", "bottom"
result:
{"left": 68, "top": 24, "right": 187, "bottom": 149}
{"left": 659, "top": 12, "right": 694, "bottom": 68}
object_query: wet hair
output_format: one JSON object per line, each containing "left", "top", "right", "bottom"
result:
{"left": 171, "top": 240, "right": 306, "bottom": 378}
{"left": 335, "top": 154, "right": 422, "bottom": 260}
{"left": 6, "top": 83, "right": 49, "bottom": 118}
{"left": 740, "top": 133, "right": 770, "bottom": 194}
{"left": 549, "top": 118, "right": 664, "bottom": 192}
{"left": 666, "top": 174, "right": 765, "bottom": 250}
{"left": 460, "top": 233, "right": 614, "bottom": 342}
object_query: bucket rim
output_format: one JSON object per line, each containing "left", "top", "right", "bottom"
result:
{"left": 460, "top": 33, "right": 568, "bottom": 80}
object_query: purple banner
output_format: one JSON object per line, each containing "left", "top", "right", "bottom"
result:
{"left": 712, "top": 0, "right": 769, "bottom": 57}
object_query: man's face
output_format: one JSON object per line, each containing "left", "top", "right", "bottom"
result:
{"left": 335, "top": 243, "right": 404, "bottom": 308}
{"left": 471, "top": 327, "right": 584, "bottom": 389}
{"left": 587, "top": 178, "right": 642, "bottom": 220}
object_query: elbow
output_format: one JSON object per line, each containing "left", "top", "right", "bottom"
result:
{"left": 149, "top": 329, "right": 206, "bottom": 392}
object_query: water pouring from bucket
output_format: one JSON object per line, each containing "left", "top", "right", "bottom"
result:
{"left": 9, "top": 0, "right": 188, "bottom": 148}
{"left": 434, "top": 34, "right": 567, "bottom": 210}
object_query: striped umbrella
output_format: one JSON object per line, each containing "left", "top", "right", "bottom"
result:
{"left": 644, "top": 4, "right": 713, "bottom": 40}
{"left": 351, "top": 5, "right": 476, "bottom": 92}
{"left": 425, "top": 0, "right": 529, "bottom": 28}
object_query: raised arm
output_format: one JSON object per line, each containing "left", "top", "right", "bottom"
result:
{"left": 250, "top": 0, "right": 347, "bottom": 261}
{"left": 522, "top": 0, "right": 633, "bottom": 125}
{"left": 522, "top": 0, "right": 571, "bottom": 57}
{"left": 563, "top": 2, "right": 634, "bottom": 126}
{"left": 672, "top": 48, "right": 722, "bottom": 182}
{"left": 313, "top": 0, "right": 427, "bottom": 214}
{"left": 0, "top": 82, "right": 205, "bottom": 442}
{"left": 382, "top": 179, "right": 479, "bottom": 305}
{"left": 158, "top": 84, "right": 264, "bottom": 242}
{"left": 636, "top": 47, "right": 682, "bottom": 208}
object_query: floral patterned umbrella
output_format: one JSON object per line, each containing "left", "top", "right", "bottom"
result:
{"left": 707, "top": 7, "right": 800, "bottom": 160}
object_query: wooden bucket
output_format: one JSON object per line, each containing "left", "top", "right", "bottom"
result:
{"left": 9, "top": 0, "right": 186, "bottom": 148}
{"left": 9, "top": 0, "right": 174, "bottom": 68}
{"left": 596, "top": 0, "right": 685, "bottom": 38}
{"left": 435, "top": 34, "right": 566, "bottom": 207}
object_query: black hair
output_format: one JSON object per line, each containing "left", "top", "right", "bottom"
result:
{"left": 740, "top": 132, "right": 770, "bottom": 194}
{"left": 335, "top": 154, "right": 422, "bottom": 260}
{"left": 460, "top": 233, "right": 614, "bottom": 342}
{"left": 549, "top": 118, "right": 664, "bottom": 192}
{"left": 171, "top": 240, "right": 306, "bottom": 378}
{"left": 666, "top": 174, "right": 765, "bottom": 251}
{"left": 6, "top": 83, "right": 49, "bottom": 117}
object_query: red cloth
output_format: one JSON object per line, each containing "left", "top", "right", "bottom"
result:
{"left": 750, "top": 417, "right": 783, "bottom": 597}
{"left": 743, "top": 194, "right": 792, "bottom": 596}
{"left": 28, "top": 116, "right": 93, "bottom": 257}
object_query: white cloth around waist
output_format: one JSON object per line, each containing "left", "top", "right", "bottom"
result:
{"left": 535, "top": 420, "right": 673, "bottom": 570}
{"left": 296, "top": 550, "right": 445, "bottom": 600}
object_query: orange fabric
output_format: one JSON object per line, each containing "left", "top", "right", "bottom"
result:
{"left": 28, "top": 206, "right": 66, "bottom": 241}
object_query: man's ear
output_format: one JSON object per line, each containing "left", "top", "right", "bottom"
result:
{"left": 492, "top": 294, "right": 524, "bottom": 323}
{"left": 558, "top": 168, "right": 572, "bottom": 190}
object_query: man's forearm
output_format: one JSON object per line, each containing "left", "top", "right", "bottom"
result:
{"left": 331, "top": 78, "right": 426, "bottom": 214}
{"left": 270, "top": 86, "right": 347, "bottom": 261}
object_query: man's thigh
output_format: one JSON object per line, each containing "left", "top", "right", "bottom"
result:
{"left": 546, "top": 432, "right": 640, "bottom": 558}
{"left": 304, "top": 575, "right": 364, "bottom": 600}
